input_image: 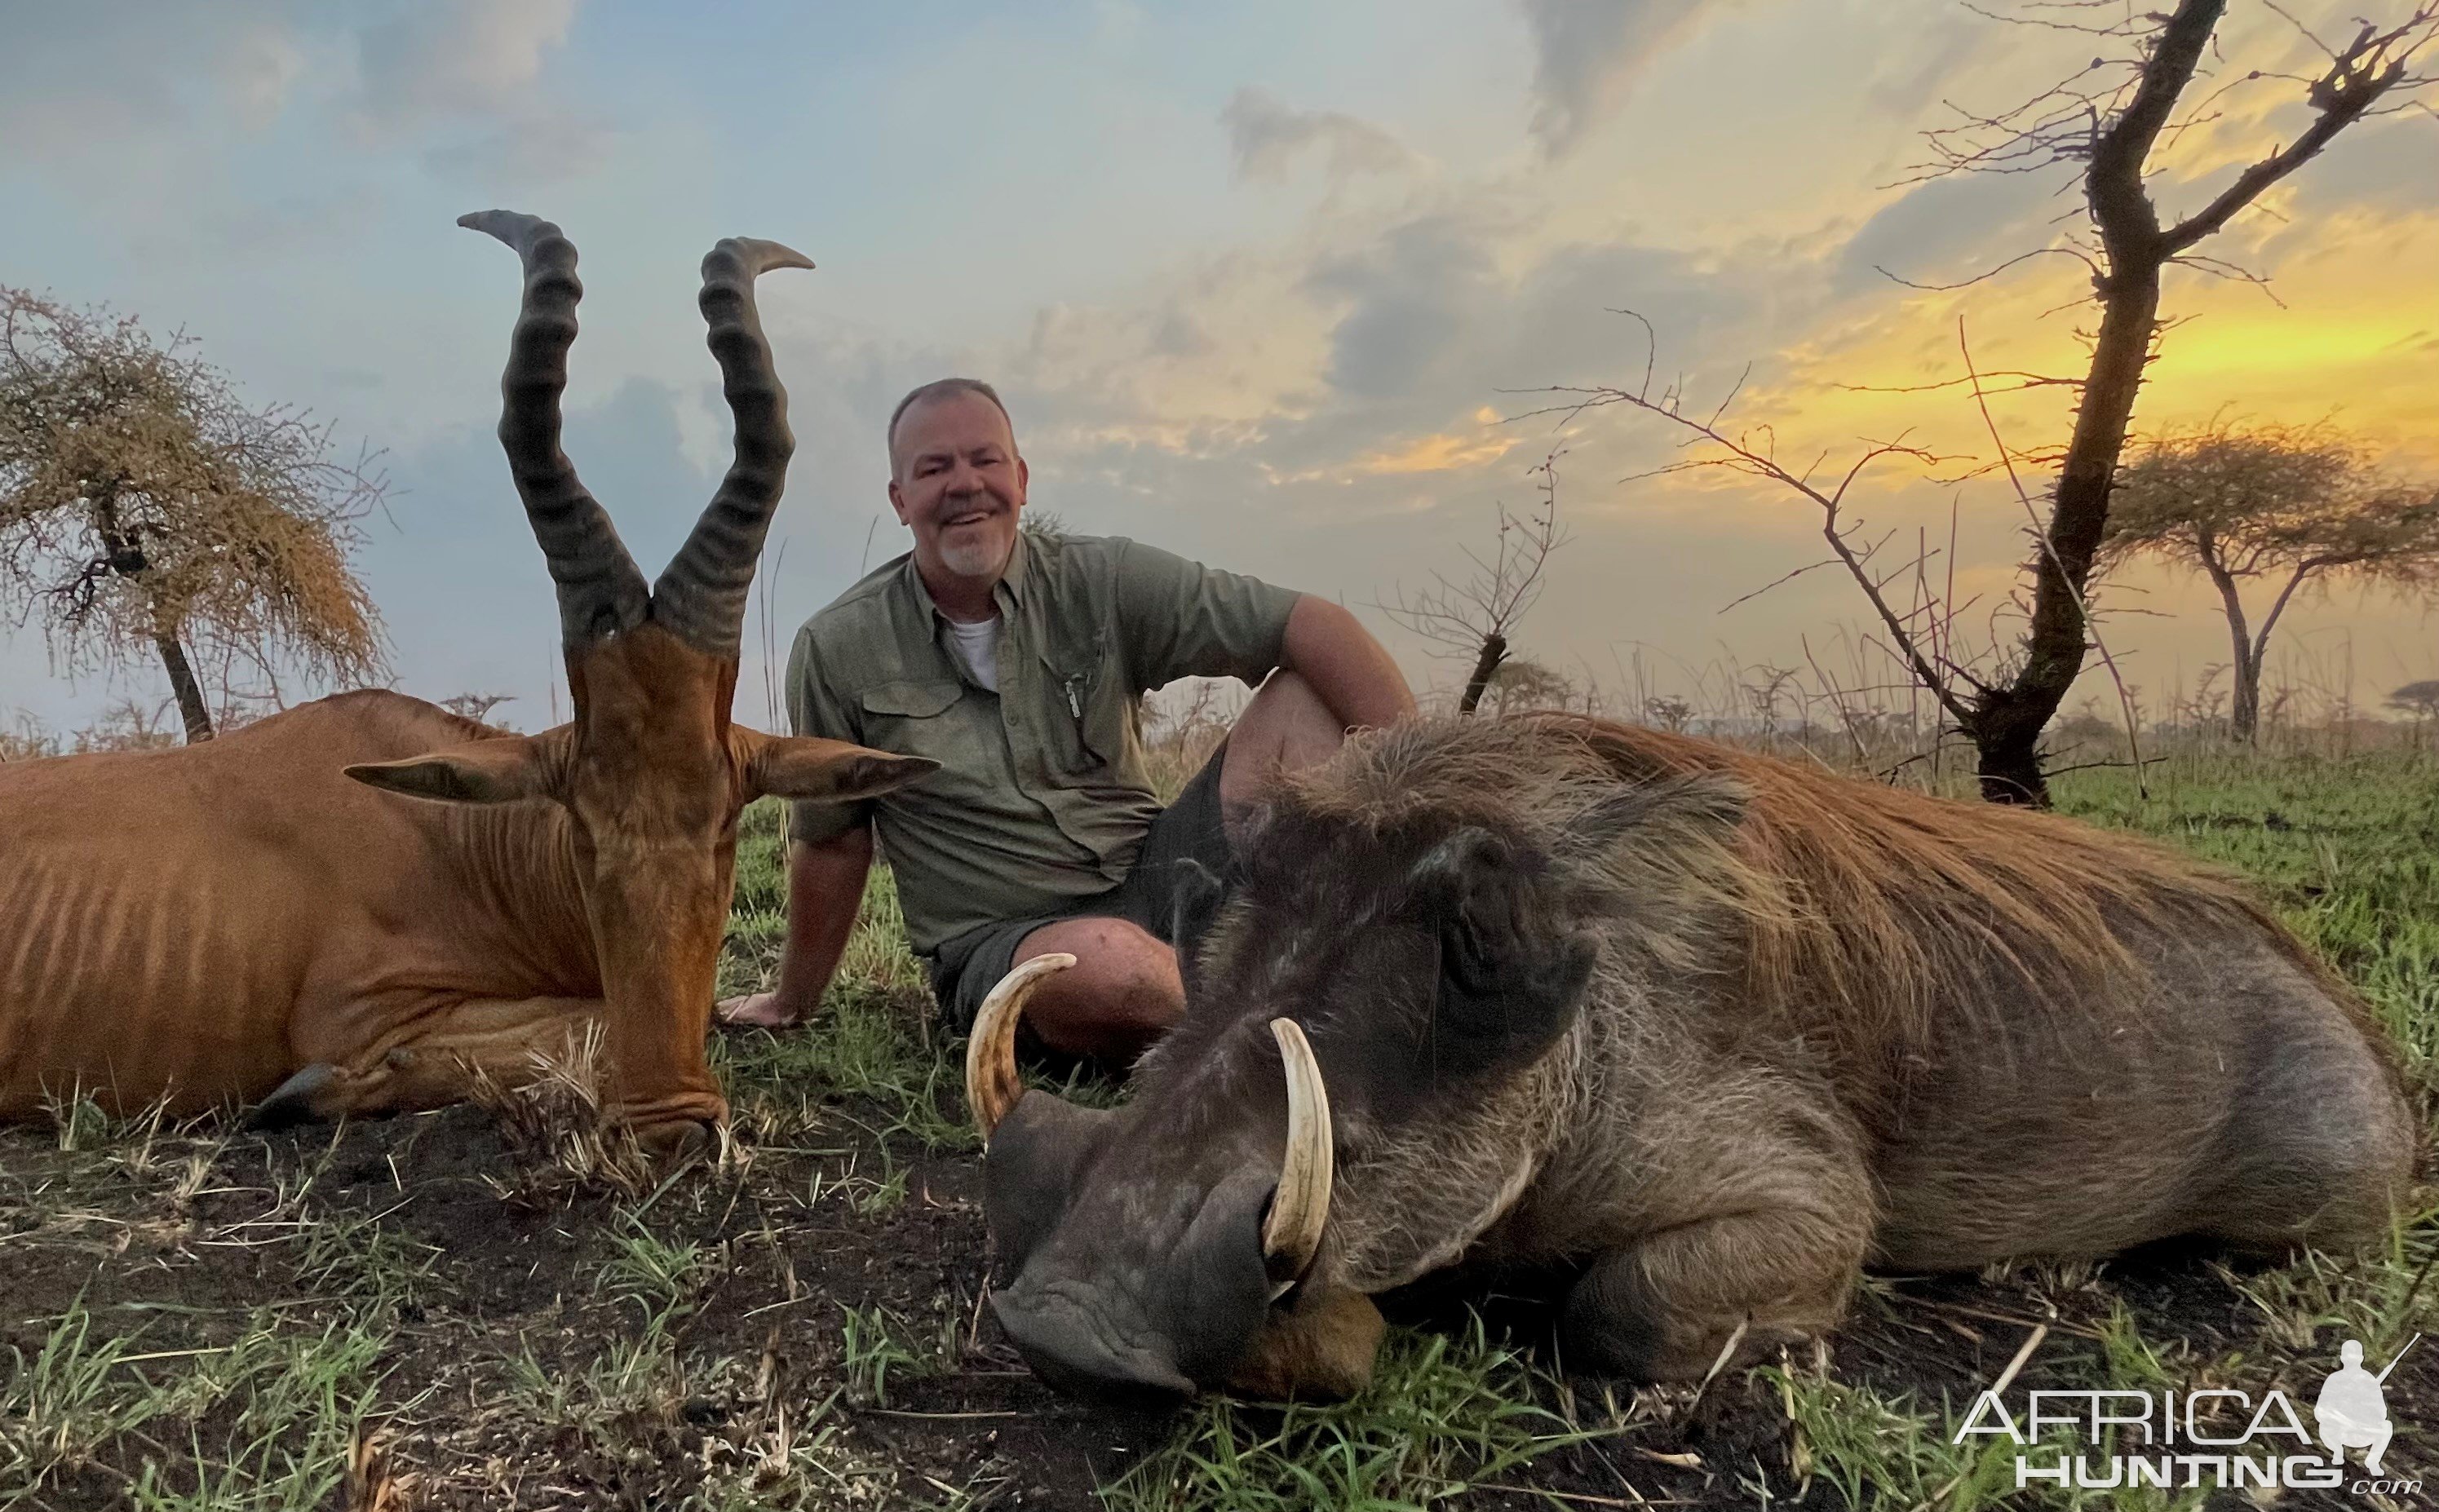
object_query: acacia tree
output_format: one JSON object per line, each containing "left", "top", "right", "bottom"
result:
{"left": 1482, "top": 654, "right": 1578, "bottom": 716}
{"left": 0, "top": 289, "right": 389, "bottom": 741}
{"left": 2391, "top": 680, "right": 2439, "bottom": 736}
{"left": 1539, "top": 1, "right": 2437, "bottom": 802}
{"left": 2106, "top": 420, "right": 2439, "bottom": 741}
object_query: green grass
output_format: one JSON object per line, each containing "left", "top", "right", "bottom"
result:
{"left": 1, "top": 1298, "right": 395, "bottom": 1511}
{"left": 836, "top": 1302, "right": 942, "bottom": 1409}
{"left": 1762, "top": 1364, "right": 2034, "bottom": 1512}
{"left": 1100, "top": 1320, "right": 1613, "bottom": 1512}
{"left": 8, "top": 745, "right": 2431, "bottom": 1510}
{"left": 716, "top": 801, "right": 972, "bottom": 1152}
{"left": 2060, "top": 747, "right": 2439, "bottom": 1092}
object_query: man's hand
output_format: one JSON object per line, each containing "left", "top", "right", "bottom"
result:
{"left": 716, "top": 989, "right": 808, "bottom": 1030}
{"left": 715, "top": 825, "right": 877, "bottom": 1035}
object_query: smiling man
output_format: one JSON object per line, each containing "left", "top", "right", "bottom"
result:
{"left": 719, "top": 378, "right": 1414, "bottom": 1060}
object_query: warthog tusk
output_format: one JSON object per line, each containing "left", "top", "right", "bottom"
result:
{"left": 1261, "top": 1018, "right": 1333, "bottom": 1299}
{"left": 966, "top": 953, "right": 1076, "bottom": 1147}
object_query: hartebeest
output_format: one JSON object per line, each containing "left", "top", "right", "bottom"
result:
{"left": 0, "top": 213, "right": 931, "bottom": 1147}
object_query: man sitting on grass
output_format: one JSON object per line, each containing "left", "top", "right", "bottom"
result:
{"left": 717, "top": 378, "right": 1414, "bottom": 1061}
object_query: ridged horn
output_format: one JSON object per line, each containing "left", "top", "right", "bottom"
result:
{"left": 966, "top": 953, "right": 1076, "bottom": 1146}
{"left": 1261, "top": 1018, "right": 1333, "bottom": 1298}
{"left": 458, "top": 210, "right": 650, "bottom": 647}
{"left": 651, "top": 237, "right": 817, "bottom": 657}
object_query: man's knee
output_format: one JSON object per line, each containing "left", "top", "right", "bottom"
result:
{"left": 1224, "top": 671, "right": 1344, "bottom": 807}
{"left": 1013, "top": 917, "right": 1182, "bottom": 1059}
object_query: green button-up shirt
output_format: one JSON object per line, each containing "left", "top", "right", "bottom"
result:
{"left": 786, "top": 529, "right": 1300, "bottom": 957}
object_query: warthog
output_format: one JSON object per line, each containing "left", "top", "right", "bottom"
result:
{"left": 967, "top": 714, "right": 2415, "bottom": 1400}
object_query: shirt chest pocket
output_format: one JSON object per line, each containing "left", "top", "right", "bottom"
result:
{"left": 1037, "top": 643, "right": 1142, "bottom": 789}
{"left": 858, "top": 679, "right": 969, "bottom": 768}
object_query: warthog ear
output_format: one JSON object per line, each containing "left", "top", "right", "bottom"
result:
{"left": 1407, "top": 827, "right": 1596, "bottom": 1075}
{"left": 1560, "top": 771, "right": 1747, "bottom": 860}
{"left": 1168, "top": 858, "right": 1231, "bottom": 986}
{"left": 345, "top": 735, "right": 557, "bottom": 805}
{"left": 742, "top": 732, "right": 939, "bottom": 803}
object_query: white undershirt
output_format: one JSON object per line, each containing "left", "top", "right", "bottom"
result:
{"left": 948, "top": 614, "right": 1002, "bottom": 692}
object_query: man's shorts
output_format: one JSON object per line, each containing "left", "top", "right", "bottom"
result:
{"left": 923, "top": 741, "right": 1230, "bottom": 1034}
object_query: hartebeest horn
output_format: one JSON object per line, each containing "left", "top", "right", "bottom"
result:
{"left": 651, "top": 237, "right": 817, "bottom": 658}
{"left": 458, "top": 210, "right": 651, "bottom": 647}
{"left": 967, "top": 953, "right": 1076, "bottom": 1146}
{"left": 1261, "top": 1018, "right": 1332, "bottom": 1298}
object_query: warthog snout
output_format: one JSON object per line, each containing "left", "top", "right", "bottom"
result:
{"left": 975, "top": 960, "right": 1340, "bottom": 1400}
{"left": 989, "top": 1283, "right": 1197, "bottom": 1402}
{"left": 987, "top": 1100, "right": 1278, "bottom": 1400}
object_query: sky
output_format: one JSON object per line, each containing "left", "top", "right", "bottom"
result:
{"left": 5, "top": 0, "right": 2436, "bottom": 738}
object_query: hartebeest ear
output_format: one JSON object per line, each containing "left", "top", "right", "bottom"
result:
{"left": 345, "top": 736, "right": 558, "bottom": 806}
{"left": 742, "top": 732, "right": 938, "bottom": 803}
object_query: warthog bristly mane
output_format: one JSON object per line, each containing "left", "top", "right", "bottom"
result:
{"left": 1245, "top": 713, "right": 2367, "bottom": 1108}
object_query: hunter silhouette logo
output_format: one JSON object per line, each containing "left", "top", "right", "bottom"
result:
{"left": 1956, "top": 1333, "right": 2422, "bottom": 1494}
{"left": 2316, "top": 1335, "right": 2415, "bottom": 1475}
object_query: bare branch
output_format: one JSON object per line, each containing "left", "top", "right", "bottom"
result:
{"left": 1375, "top": 452, "right": 1573, "bottom": 714}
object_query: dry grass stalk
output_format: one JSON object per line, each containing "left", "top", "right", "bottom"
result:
{"left": 466, "top": 1023, "right": 657, "bottom": 1202}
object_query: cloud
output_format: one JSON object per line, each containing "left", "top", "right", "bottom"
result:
{"left": 2281, "top": 117, "right": 2439, "bottom": 219}
{"left": 1307, "top": 214, "right": 1503, "bottom": 401}
{"left": 1221, "top": 88, "right": 1421, "bottom": 183}
{"left": 1352, "top": 430, "right": 1524, "bottom": 475}
{"left": 419, "top": 112, "right": 615, "bottom": 188}
{"left": 352, "top": 0, "right": 581, "bottom": 132}
{"left": 1519, "top": 0, "right": 1727, "bottom": 156}
{"left": 345, "top": 0, "right": 609, "bottom": 186}
{"left": 1832, "top": 169, "right": 2069, "bottom": 297}
{"left": 0, "top": 2, "right": 306, "bottom": 159}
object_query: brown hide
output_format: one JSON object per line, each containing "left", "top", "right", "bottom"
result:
{"left": 0, "top": 649, "right": 923, "bottom": 1133}
{"left": 0, "top": 692, "right": 592, "bottom": 1117}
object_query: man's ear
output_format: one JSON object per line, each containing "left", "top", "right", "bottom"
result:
{"left": 345, "top": 735, "right": 558, "bottom": 806}
{"left": 745, "top": 732, "right": 938, "bottom": 803}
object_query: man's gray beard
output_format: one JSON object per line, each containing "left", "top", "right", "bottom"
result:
{"left": 941, "top": 532, "right": 1011, "bottom": 580}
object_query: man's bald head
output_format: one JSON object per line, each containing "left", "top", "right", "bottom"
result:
{"left": 888, "top": 378, "right": 1015, "bottom": 479}
{"left": 886, "top": 378, "right": 1029, "bottom": 593}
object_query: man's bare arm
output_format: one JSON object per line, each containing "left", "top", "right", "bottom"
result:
{"left": 716, "top": 825, "right": 875, "bottom": 1029}
{"left": 1277, "top": 596, "right": 1414, "bottom": 730}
